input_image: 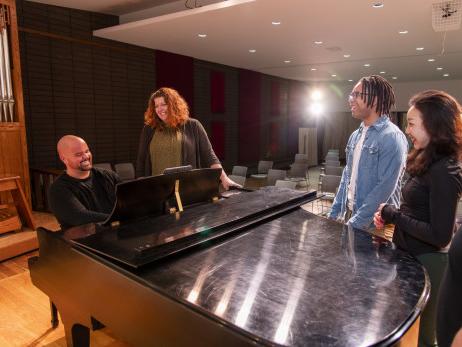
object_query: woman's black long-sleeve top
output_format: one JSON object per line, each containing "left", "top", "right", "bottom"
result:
{"left": 381, "top": 157, "right": 462, "bottom": 256}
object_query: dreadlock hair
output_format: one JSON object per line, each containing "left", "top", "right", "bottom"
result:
{"left": 144, "top": 87, "right": 189, "bottom": 129}
{"left": 406, "top": 90, "right": 462, "bottom": 176}
{"left": 358, "top": 75, "right": 395, "bottom": 116}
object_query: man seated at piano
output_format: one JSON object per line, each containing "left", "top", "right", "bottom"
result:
{"left": 48, "top": 135, "right": 121, "bottom": 230}
{"left": 136, "top": 87, "right": 239, "bottom": 190}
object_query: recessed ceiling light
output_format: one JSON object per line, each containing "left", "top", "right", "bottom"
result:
{"left": 364, "top": 63, "right": 371, "bottom": 67}
{"left": 392, "top": 76, "right": 398, "bottom": 80}
{"left": 399, "top": 30, "right": 408, "bottom": 34}
{"left": 310, "top": 68, "right": 317, "bottom": 71}
{"left": 348, "top": 79, "right": 353, "bottom": 82}
{"left": 436, "top": 67, "right": 443, "bottom": 70}
{"left": 314, "top": 41, "right": 323, "bottom": 45}
{"left": 416, "top": 47, "right": 424, "bottom": 51}
{"left": 372, "top": 3, "right": 384, "bottom": 8}
{"left": 343, "top": 54, "right": 351, "bottom": 58}
{"left": 271, "top": 21, "right": 281, "bottom": 25}
{"left": 380, "top": 71, "right": 386, "bottom": 74}
{"left": 443, "top": 73, "right": 450, "bottom": 77}
{"left": 427, "top": 58, "right": 435, "bottom": 62}
{"left": 197, "top": 33, "right": 207, "bottom": 38}
{"left": 248, "top": 49, "right": 256, "bottom": 53}
{"left": 284, "top": 60, "right": 291, "bottom": 63}
{"left": 331, "top": 74, "right": 337, "bottom": 77}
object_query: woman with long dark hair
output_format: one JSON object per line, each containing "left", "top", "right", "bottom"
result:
{"left": 374, "top": 90, "right": 462, "bottom": 347}
{"left": 136, "top": 87, "right": 237, "bottom": 189}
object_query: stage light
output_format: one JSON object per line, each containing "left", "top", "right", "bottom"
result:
{"left": 309, "top": 102, "right": 324, "bottom": 116}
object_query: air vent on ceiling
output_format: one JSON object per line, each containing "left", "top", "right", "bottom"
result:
{"left": 432, "top": 0, "right": 462, "bottom": 32}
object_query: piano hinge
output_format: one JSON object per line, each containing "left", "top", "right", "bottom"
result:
{"left": 174, "top": 179, "right": 184, "bottom": 212}
{"left": 111, "top": 221, "right": 120, "bottom": 228}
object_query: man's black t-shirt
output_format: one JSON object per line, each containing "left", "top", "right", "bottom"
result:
{"left": 48, "top": 167, "right": 120, "bottom": 229}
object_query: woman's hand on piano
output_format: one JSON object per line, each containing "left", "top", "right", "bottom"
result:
{"left": 221, "top": 175, "right": 242, "bottom": 191}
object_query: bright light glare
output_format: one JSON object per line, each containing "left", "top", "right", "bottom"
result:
{"left": 309, "top": 102, "right": 324, "bottom": 116}
{"left": 310, "top": 90, "right": 323, "bottom": 101}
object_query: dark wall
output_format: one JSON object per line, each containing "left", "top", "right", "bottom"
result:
{"left": 17, "top": 0, "right": 309, "bottom": 171}
{"left": 17, "top": 0, "right": 155, "bottom": 169}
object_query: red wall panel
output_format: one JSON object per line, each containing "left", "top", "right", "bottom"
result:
{"left": 156, "top": 50, "right": 194, "bottom": 113}
{"left": 238, "top": 69, "right": 261, "bottom": 163}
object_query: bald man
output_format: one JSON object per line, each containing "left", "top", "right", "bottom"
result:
{"left": 48, "top": 135, "right": 120, "bottom": 229}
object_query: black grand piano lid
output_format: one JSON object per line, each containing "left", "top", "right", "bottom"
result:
{"left": 103, "top": 167, "right": 222, "bottom": 225}
{"left": 69, "top": 186, "right": 317, "bottom": 268}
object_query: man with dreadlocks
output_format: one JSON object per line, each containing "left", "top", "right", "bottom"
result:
{"left": 329, "top": 75, "right": 408, "bottom": 230}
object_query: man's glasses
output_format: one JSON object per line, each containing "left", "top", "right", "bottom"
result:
{"left": 348, "top": 91, "right": 369, "bottom": 101}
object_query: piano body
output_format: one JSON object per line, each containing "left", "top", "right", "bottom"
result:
{"left": 29, "top": 169, "right": 429, "bottom": 346}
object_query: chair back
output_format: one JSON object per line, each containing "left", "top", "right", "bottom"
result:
{"left": 288, "top": 164, "right": 307, "bottom": 178}
{"left": 325, "top": 160, "right": 341, "bottom": 167}
{"left": 267, "top": 169, "right": 287, "bottom": 186}
{"left": 325, "top": 166, "right": 343, "bottom": 176}
{"left": 93, "top": 163, "right": 113, "bottom": 171}
{"left": 319, "top": 175, "right": 342, "bottom": 194}
{"left": 325, "top": 153, "right": 339, "bottom": 161}
{"left": 231, "top": 166, "right": 247, "bottom": 177}
{"left": 257, "top": 160, "right": 273, "bottom": 174}
{"left": 114, "top": 163, "right": 135, "bottom": 181}
{"left": 228, "top": 175, "right": 246, "bottom": 187}
{"left": 275, "top": 180, "right": 297, "bottom": 189}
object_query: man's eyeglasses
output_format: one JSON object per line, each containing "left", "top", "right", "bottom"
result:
{"left": 348, "top": 91, "right": 369, "bottom": 101}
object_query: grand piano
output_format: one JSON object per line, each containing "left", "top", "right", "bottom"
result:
{"left": 29, "top": 168, "right": 429, "bottom": 347}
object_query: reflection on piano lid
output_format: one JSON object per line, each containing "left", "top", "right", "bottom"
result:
{"left": 163, "top": 165, "right": 193, "bottom": 175}
{"left": 67, "top": 187, "right": 316, "bottom": 268}
{"left": 104, "top": 168, "right": 222, "bottom": 226}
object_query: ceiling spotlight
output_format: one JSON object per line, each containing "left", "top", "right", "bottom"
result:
{"left": 372, "top": 3, "right": 384, "bottom": 8}
{"left": 198, "top": 33, "right": 207, "bottom": 38}
{"left": 314, "top": 41, "right": 323, "bottom": 45}
{"left": 427, "top": 58, "right": 435, "bottom": 62}
{"left": 392, "top": 76, "right": 398, "bottom": 80}
{"left": 271, "top": 21, "right": 281, "bottom": 25}
{"left": 436, "top": 67, "right": 443, "bottom": 70}
{"left": 348, "top": 79, "right": 353, "bottom": 82}
{"left": 380, "top": 71, "right": 386, "bottom": 74}
{"left": 399, "top": 30, "right": 408, "bottom": 34}
{"left": 331, "top": 74, "right": 337, "bottom": 77}
{"left": 364, "top": 63, "right": 371, "bottom": 67}
{"left": 443, "top": 73, "right": 450, "bottom": 77}
{"left": 416, "top": 47, "right": 425, "bottom": 51}
{"left": 343, "top": 54, "right": 351, "bottom": 58}
{"left": 248, "top": 49, "right": 256, "bottom": 53}
{"left": 284, "top": 60, "right": 291, "bottom": 63}
{"left": 310, "top": 68, "right": 317, "bottom": 71}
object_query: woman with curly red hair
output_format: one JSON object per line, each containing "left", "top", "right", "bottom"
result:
{"left": 374, "top": 90, "right": 462, "bottom": 347}
{"left": 136, "top": 87, "right": 237, "bottom": 190}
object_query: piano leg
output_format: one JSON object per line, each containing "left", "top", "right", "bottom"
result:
{"left": 64, "top": 322, "right": 90, "bottom": 347}
{"left": 50, "top": 300, "right": 59, "bottom": 328}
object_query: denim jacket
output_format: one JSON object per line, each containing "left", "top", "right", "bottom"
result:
{"left": 329, "top": 116, "right": 408, "bottom": 230}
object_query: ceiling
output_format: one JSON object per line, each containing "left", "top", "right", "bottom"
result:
{"left": 30, "top": 0, "right": 462, "bottom": 83}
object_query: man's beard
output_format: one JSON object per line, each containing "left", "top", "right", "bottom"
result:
{"left": 78, "top": 159, "right": 92, "bottom": 171}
